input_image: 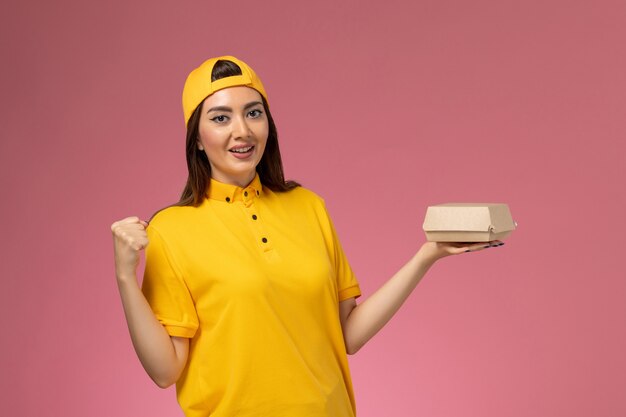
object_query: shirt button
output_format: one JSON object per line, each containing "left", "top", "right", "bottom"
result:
{"left": 252, "top": 214, "right": 257, "bottom": 220}
{"left": 225, "top": 197, "right": 231, "bottom": 202}
{"left": 262, "top": 237, "right": 267, "bottom": 243}
{"left": 244, "top": 191, "right": 248, "bottom": 197}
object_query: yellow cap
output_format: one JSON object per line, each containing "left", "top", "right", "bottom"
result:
{"left": 182, "top": 55, "right": 268, "bottom": 126}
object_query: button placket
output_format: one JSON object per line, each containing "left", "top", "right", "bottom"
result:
{"left": 243, "top": 191, "right": 272, "bottom": 253}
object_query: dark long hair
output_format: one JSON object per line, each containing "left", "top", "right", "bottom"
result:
{"left": 175, "top": 60, "right": 299, "bottom": 207}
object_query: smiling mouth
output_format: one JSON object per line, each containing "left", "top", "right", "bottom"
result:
{"left": 229, "top": 145, "right": 254, "bottom": 154}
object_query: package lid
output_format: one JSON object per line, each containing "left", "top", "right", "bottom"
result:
{"left": 423, "top": 203, "right": 516, "bottom": 233}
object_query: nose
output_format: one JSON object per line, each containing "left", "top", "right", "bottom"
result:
{"left": 231, "top": 114, "right": 251, "bottom": 139}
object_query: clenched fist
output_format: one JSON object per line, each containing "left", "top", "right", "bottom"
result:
{"left": 111, "top": 216, "right": 149, "bottom": 282}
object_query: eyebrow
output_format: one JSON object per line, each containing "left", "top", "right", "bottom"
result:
{"left": 206, "top": 101, "right": 263, "bottom": 114}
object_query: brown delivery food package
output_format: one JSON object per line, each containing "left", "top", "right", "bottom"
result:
{"left": 423, "top": 203, "right": 516, "bottom": 242}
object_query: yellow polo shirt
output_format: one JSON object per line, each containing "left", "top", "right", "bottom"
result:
{"left": 142, "top": 174, "right": 361, "bottom": 417}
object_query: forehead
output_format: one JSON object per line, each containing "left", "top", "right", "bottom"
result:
{"left": 202, "top": 86, "right": 263, "bottom": 109}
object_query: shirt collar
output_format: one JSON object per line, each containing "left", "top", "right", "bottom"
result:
{"left": 206, "top": 174, "right": 263, "bottom": 203}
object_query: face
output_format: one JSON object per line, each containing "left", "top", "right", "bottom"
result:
{"left": 197, "top": 86, "right": 269, "bottom": 187}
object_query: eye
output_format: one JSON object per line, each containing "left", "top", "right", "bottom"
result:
{"left": 247, "top": 109, "right": 263, "bottom": 118}
{"left": 210, "top": 115, "right": 229, "bottom": 123}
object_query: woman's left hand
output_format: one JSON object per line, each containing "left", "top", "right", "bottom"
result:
{"left": 418, "top": 240, "right": 504, "bottom": 265}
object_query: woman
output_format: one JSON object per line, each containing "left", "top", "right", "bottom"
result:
{"left": 111, "top": 55, "right": 501, "bottom": 417}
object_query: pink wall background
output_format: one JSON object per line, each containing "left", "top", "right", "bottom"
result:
{"left": 2, "top": 0, "right": 625, "bottom": 416}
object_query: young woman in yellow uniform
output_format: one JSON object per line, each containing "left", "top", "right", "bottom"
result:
{"left": 111, "top": 56, "right": 501, "bottom": 417}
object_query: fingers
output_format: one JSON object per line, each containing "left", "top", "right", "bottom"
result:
{"left": 111, "top": 216, "right": 147, "bottom": 229}
{"left": 125, "top": 236, "right": 148, "bottom": 251}
{"left": 111, "top": 216, "right": 150, "bottom": 251}
{"left": 111, "top": 217, "right": 149, "bottom": 234}
{"left": 464, "top": 240, "right": 505, "bottom": 253}
{"left": 448, "top": 246, "right": 471, "bottom": 255}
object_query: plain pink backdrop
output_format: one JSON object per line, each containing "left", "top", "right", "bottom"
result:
{"left": 2, "top": 0, "right": 625, "bottom": 416}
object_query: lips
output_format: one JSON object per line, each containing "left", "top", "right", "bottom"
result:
{"left": 229, "top": 145, "right": 254, "bottom": 154}
{"left": 228, "top": 144, "right": 255, "bottom": 159}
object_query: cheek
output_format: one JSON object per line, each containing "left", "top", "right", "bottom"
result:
{"left": 257, "top": 134, "right": 269, "bottom": 155}
{"left": 197, "top": 127, "right": 221, "bottom": 150}
{"left": 256, "top": 124, "right": 270, "bottom": 148}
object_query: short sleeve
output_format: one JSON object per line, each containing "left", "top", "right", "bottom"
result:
{"left": 141, "top": 225, "right": 199, "bottom": 338}
{"left": 321, "top": 202, "right": 362, "bottom": 301}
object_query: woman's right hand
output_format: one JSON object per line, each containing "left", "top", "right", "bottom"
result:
{"left": 111, "top": 216, "right": 188, "bottom": 387}
{"left": 111, "top": 216, "right": 149, "bottom": 281}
